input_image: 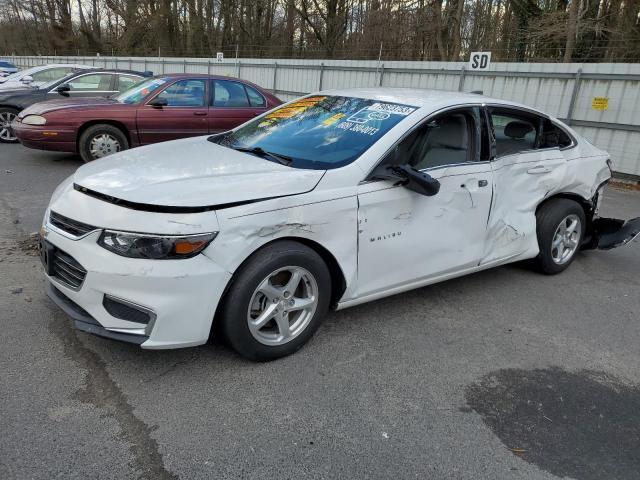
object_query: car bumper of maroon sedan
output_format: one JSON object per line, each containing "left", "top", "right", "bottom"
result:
{"left": 12, "top": 122, "right": 77, "bottom": 153}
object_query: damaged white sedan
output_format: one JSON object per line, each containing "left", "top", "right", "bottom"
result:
{"left": 40, "top": 88, "right": 639, "bottom": 360}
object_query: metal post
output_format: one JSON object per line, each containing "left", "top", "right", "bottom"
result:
{"left": 161, "top": 58, "right": 165, "bottom": 74}
{"left": 143, "top": 58, "right": 147, "bottom": 72}
{"left": 319, "top": 63, "right": 325, "bottom": 90}
{"left": 272, "top": 62, "right": 278, "bottom": 91}
{"left": 207, "top": 60, "right": 211, "bottom": 75}
{"left": 235, "top": 44, "right": 240, "bottom": 77}
{"left": 458, "top": 66, "right": 466, "bottom": 91}
{"left": 115, "top": 56, "right": 118, "bottom": 69}
{"left": 566, "top": 68, "right": 583, "bottom": 126}
{"left": 378, "top": 64, "right": 385, "bottom": 86}
{"left": 129, "top": 58, "right": 132, "bottom": 70}
{"left": 183, "top": 59, "right": 187, "bottom": 73}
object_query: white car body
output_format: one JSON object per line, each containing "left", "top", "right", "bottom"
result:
{"left": 40, "top": 88, "right": 636, "bottom": 352}
{"left": 0, "top": 64, "right": 90, "bottom": 90}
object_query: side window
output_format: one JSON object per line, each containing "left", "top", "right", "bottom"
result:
{"left": 117, "top": 75, "right": 141, "bottom": 92}
{"left": 32, "top": 68, "right": 70, "bottom": 82}
{"left": 491, "top": 110, "right": 537, "bottom": 157}
{"left": 539, "top": 119, "right": 572, "bottom": 149}
{"left": 245, "top": 85, "right": 266, "bottom": 107}
{"left": 213, "top": 80, "right": 250, "bottom": 107}
{"left": 67, "top": 74, "right": 114, "bottom": 92}
{"left": 155, "top": 79, "right": 206, "bottom": 107}
{"left": 391, "top": 110, "right": 477, "bottom": 170}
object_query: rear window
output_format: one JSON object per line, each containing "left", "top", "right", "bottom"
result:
{"left": 0, "top": 61, "right": 16, "bottom": 68}
{"left": 216, "top": 95, "right": 417, "bottom": 169}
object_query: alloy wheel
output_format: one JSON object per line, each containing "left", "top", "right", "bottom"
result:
{"left": 0, "top": 111, "right": 17, "bottom": 141}
{"left": 551, "top": 214, "right": 581, "bottom": 265}
{"left": 247, "top": 266, "right": 319, "bottom": 346}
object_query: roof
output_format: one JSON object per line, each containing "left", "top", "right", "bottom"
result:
{"left": 319, "top": 87, "right": 545, "bottom": 116}
{"left": 155, "top": 73, "right": 246, "bottom": 81}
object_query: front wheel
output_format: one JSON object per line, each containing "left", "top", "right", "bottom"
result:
{"left": 0, "top": 107, "right": 19, "bottom": 143}
{"left": 534, "top": 198, "right": 586, "bottom": 274}
{"left": 220, "top": 241, "right": 331, "bottom": 361}
{"left": 78, "top": 124, "right": 129, "bottom": 162}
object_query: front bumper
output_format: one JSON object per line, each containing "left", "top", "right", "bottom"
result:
{"left": 41, "top": 225, "right": 231, "bottom": 349}
{"left": 12, "top": 121, "right": 76, "bottom": 153}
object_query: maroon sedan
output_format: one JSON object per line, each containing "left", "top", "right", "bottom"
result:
{"left": 12, "top": 74, "right": 281, "bottom": 162}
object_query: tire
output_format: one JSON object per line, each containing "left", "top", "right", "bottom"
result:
{"left": 0, "top": 107, "right": 20, "bottom": 143}
{"left": 78, "top": 124, "right": 129, "bottom": 162}
{"left": 534, "top": 198, "right": 586, "bottom": 275}
{"left": 220, "top": 241, "right": 331, "bottom": 361}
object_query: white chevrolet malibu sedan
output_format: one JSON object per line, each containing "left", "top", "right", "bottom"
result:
{"left": 40, "top": 88, "right": 639, "bottom": 360}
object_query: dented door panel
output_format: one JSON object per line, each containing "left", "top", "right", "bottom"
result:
{"left": 483, "top": 148, "right": 566, "bottom": 264}
{"left": 356, "top": 162, "right": 493, "bottom": 297}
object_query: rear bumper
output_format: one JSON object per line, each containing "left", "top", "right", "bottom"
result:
{"left": 588, "top": 217, "right": 640, "bottom": 250}
{"left": 12, "top": 122, "right": 76, "bottom": 153}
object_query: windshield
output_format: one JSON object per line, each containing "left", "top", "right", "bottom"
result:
{"left": 2, "top": 67, "right": 36, "bottom": 82}
{"left": 0, "top": 61, "right": 16, "bottom": 69}
{"left": 216, "top": 95, "right": 417, "bottom": 169}
{"left": 113, "top": 77, "right": 168, "bottom": 104}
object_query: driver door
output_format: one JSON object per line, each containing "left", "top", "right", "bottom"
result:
{"left": 356, "top": 107, "right": 494, "bottom": 297}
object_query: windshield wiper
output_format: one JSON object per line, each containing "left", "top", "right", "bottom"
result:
{"left": 232, "top": 146, "right": 293, "bottom": 166}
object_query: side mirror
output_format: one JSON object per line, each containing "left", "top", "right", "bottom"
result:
{"left": 372, "top": 164, "right": 440, "bottom": 197}
{"left": 55, "top": 84, "right": 71, "bottom": 96}
{"left": 148, "top": 97, "right": 168, "bottom": 108}
{"left": 20, "top": 75, "right": 34, "bottom": 84}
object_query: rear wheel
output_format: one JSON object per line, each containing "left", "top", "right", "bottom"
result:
{"left": 79, "top": 124, "right": 129, "bottom": 162}
{"left": 534, "top": 199, "right": 586, "bottom": 274}
{"left": 220, "top": 241, "right": 331, "bottom": 361}
{"left": 0, "top": 107, "right": 19, "bottom": 143}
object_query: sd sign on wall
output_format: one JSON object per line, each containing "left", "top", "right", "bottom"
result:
{"left": 469, "top": 52, "right": 491, "bottom": 70}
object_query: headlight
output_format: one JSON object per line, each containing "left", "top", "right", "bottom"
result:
{"left": 21, "top": 115, "right": 47, "bottom": 125}
{"left": 97, "top": 230, "right": 217, "bottom": 259}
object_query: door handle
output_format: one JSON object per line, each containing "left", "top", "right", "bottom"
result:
{"left": 478, "top": 179, "right": 488, "bottom": 187}
{"left": 527, "top": 165, "right": 552, "bottom": 174}
{"left": 193, "top": 111, "right": 207, "bottom": 116}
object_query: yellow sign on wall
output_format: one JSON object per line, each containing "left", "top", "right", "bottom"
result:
{"left": 592, "top": 97, "right": 609, "bottom": 110}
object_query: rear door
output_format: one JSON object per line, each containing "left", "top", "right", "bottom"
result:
{"left": 209, "top": 79, "right": 267, "bottom": 133}
{"left": 136, "top": 78, "right": 209, "bottom": 145}
{"left": 483, "top": 107, "right": 567, "bottom": 264}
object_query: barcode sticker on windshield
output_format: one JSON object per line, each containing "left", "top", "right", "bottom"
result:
{"left": 367, "top": 103, "right": 416, "bottom": 116}
{"left": 347, "top": 103, "right": 416, "bottom": 125}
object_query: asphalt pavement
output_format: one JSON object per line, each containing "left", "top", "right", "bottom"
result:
{"left": 1, "top": 142, "right": 639, "bottom": 479}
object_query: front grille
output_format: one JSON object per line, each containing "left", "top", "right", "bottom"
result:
{"left": 51, "top": 249, "right": 87, "bottom": 289}
{"left": 49, "top": 211, "right": 97, "bottom": 237}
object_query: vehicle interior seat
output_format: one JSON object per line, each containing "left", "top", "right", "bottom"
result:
{"left": 413, "top": 114, "right": 469, "bottom": 169}
{"left": 495, "top": 121, "right": 535, "bottom": 156}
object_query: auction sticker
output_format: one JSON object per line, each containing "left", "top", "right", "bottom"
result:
{"left": 339, "top": 102, "right": 416, "bottom": 135}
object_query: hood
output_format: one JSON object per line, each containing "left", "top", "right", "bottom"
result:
{"left": 0, "top": 80, "right": 33, "bottom": 90}
{"left": 20, "top": 97, "right": 121, "bottom": 116}
{"left": 73, "top": 137, "right": 325, "bottom": 210}
{"left": 0, "top": 86, "right": 41, "bottom": 98}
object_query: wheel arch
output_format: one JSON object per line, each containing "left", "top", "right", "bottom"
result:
{"left": 210, "top": 236, "right": 348, "bottom": 339}
{"left": 76, "top": 120, "right": 132, "bottom": 151}
{"left": 536, "top": 192, "right": 594, "bottom": 220}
